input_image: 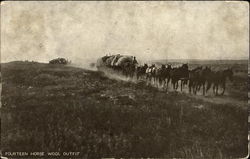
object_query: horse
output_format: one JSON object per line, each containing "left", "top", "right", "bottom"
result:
{"left": 210, "top": 68, "right": 233, "bottom": 95}
{"left": 170, "top": 64, "right": 189, "bottom": 91}
{"left": 155, "top": 64, "right": 172, "bottom": 88}
{"left": 146, "top": 64, "right": 157, "bottom": 85}
{"left": 155, "top": 65, "right": 165, "bottom": 88}
{"left": 122, "top": 57, "right": 138, "bottom": 79}
{"left": 135, "top": 64, "right": 148, "bottom": 80}
{"left": 188, "top": 66, "right": 216, "bottom": 96}
{"left": 163, "top": 64, "right": 172, "bottom": 88}
{"left": 188, "top": 66, "right": 203, "bottom": 94}
{"left": 196, "top": 66, "right": 215, "bottom": 95}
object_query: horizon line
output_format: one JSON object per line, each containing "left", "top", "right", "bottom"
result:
{"left": 145, "top": 58, "right": 249, "bottom": 61}
{"left": 1, "top": 58, "right": 249, "bottom": 64}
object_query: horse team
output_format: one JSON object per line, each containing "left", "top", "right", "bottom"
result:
{"left": 97, "top": 55, "right": 233, "bottom": 96}
{"left": 134, "top": 63, "right": 233, "bottom": 96}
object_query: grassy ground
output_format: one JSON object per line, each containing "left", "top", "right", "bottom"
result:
{"left": 0, "top": 61, "right": 248, "bottom": 158}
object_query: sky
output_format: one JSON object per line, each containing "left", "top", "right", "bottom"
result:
{"left": 1, "top": 1, "right": 249, "bottom": 63}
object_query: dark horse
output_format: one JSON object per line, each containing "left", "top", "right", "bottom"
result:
{"left": 170, "top": 64, "right": 189, "bottom": 91}
{"left": 190, "top": 66, "right": 213, "bottom": 95}
{"left": 209, "top": 68, "right": 233, "bottom": 95}
{"left": 188, "top": 66, "right": 202, "bottom": 94}
{"left": 156, "top": 64, "right": 172, "bottom": 88}
{"left": 135, "top": 64, "right": 148, "bottom": 80}
{"left": 123, "top": 62, "right": 138, "bottom": 78}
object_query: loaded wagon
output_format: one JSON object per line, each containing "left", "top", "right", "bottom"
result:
{"left": 96, "top": 54, "right": 138, "bottom": 77}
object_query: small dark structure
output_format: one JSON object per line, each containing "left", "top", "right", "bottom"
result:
{"left": 49, "top": 58, "right": 69, "bottom": 65}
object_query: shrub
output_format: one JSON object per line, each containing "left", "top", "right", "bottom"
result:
{"left": 49, "top": 58, "right": 69, "bottom": 65}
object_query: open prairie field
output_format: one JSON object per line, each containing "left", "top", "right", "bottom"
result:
{"left": 0, "top": 60, "right": 248, "bottom": 158}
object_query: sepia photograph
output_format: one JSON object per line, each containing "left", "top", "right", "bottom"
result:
{"left": 0, "top": 1, "right": 249, "bottom": 158}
